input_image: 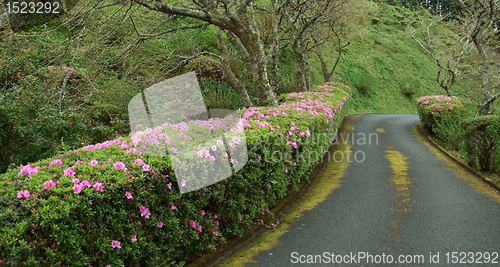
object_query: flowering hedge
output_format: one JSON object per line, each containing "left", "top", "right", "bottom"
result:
{"left": 0, "top": 82, "right": 351, "bottom": 266}
{"left": 416, "top": 95, "right": 464, "bottom": 133}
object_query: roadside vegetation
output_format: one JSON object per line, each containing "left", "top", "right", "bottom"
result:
{"left": 0, "top": 0, "right": 499, "bottom": 265}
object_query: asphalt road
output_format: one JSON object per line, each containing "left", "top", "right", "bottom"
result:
{"left": 246, "top": 114, "right": 500, "bottom": 267}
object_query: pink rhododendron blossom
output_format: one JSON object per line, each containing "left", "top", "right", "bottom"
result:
{"left": 111, "top": 240, "right": 121, "bottom": 249}
{"left": 19, "top": 164, "right": 40, "bottom": 176}
{"left": 131, "top": 235, "right": 137, "bottom": 242}
{"left": 157, "top": 221, "right": 163, "bottom": 228}
{"left": 80, "top": 179, "right": 92, "bottom": 188}
{"left": 88, "top": 160, "right": 99, "bottom": 166}
{"left": 229, "top": 158, "right": 234, "bottom": 164}
{"left": 43, "top": 180, "right": 56, "bottom": 189}
{"left": 113, "top": 162, "right": 127, "bottom": 171}
{"left": 306, "top": 130, "right": 311, "bottom": 137}
{"left": 72, "top": 178, "right": 80, "bottom": 184}
{"left": 181, "top": 179, "right": 186, "bottom": 187}
{"left": 167, "top": 183, "right": 172, "bottom": 190}
{"left": 217, "top": 140, "right": 224, "bottom": 145}
{"left": 171, "top": 205, "right": 176, "bottom": 210}
{"left": 17, "top": 190, "right": 30, "bottom": 199}
{"left": 93, "top": 182, "right": 104, "bottom": 192}
{"left": 189, "top": 220, "right": 196, "bottom": 228}
{"left": 48, "top": 159, "right": 63, "bottom": 167}
{"left": 140, "top": 205, "right": 151, "bottom": 219}
{"left": 201, "top": 210, "right": 206, "bottom": 216}
{"left": 212, "top": 231, "right": 218, "bottom": 236}
{"left": 208, "top": 156, "right": 216, "bottom": 162}
{"left": 125, "top": 192, "right": 133, "bottom": 200}
{"left": 142, "top": 164, "right": 150, "bottom": 172}
{"left": 133, "top": 159, "right": 144, "bottom": 165}
{"left": 232, "top": 136, "right": 241, "bottom": 144}
{"left": 211, "top": 145, "right": 217, "bottom": 151}
{"left": 73, "top": 184, "right": 82, "bottom": 193}
{"left": 63, "top": 167, "right": 75, "bottom": 177}
{"left": 170, "top": 148, "right": 178, "bottom": 154}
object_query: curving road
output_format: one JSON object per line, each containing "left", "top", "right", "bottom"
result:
{"left": 245, "top": 114, "right": 500, "bottom": 266}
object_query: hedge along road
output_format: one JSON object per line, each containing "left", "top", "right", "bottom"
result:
{"left": 228, "top": 114, "right": 500, "bottom": 266}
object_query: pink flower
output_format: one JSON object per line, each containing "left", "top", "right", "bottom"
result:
{"left": 140, "top": 205, "right": 151, "bottom": 219}
{"left": 63, "top": 167, "right": 75, "bottom": 177}
{"left": 111, "top": 240, "right": 121, "bottom": 249}
{"left": 43, "top": 179, "right": 56, "bottom": 189}
{"left": 201, "top": 210, "right": 206, "bottom": 216}
{"left": 48, "top": 159, "right": 63, "bottom": 167}
{"left": 217, "top": 140, "right": 224, "bottom": 145}
{"left": 88, "top": 160, "right": 99, "bottom": 166}
{"left": 306, "top": 130, "right": 311, "bottom": 137}
{"left": 171, "top": 205, "right": 176, "bottom": 210}
{"left": 80, "top": 179, "right": 92, "bottom": 188}
{"left": 285, "top": 168, "right": 288, "bottom": 173}
{"left": 125, "top": 192, "right": 133, "bottom": 200}
{"left": 16, "top": 189, "right": 30, "bottom": 199}
{"left": 197, "top": 225, "right": 202, "bottom": 233}
{"left": 113, "top": 162, "right": 127, "bottom": 171}
{"left": 73, "top": 184, "right": 82, "bottom": 193}
{"left": 131, "top": 235, "right": 137, "bottom": 242}
{"left": 170, "top": 148, "right": 178, "bottom": 154}
{"left": 291, "top": 122, "right": 295, "bottom": 126}
{"left": 142, "top": 164, "right": 150, "bottom": 172}
{"left": 189, "top": 220, "right": 196, "bottom": 229}
{"left": 93, "top": 182, "right": 104, "bottom": 192}
{"left": 72, "top": 178, "right": 80, "bottom": 184}
{"left": 18, "top": 164, "right": 40, "bottom": 176}
{"left": 133, "top": 159, "right": 144, "bottom": 165}
{"left": 212, "top": 231, "right": 218, "bottom": 236}
{"left": 157, "top": 221, "right": 163, "bottom": 228}
{"left": 231, "top": 136, "right": 241, "bottom": 144}
{"left": 229, "top": 158, "right": 234, "bottom": 164}
{"left": 211, "top": 145, "right": 217, "bottom": 151}
{"left": 208, "top": 156, "right": 216, "bottom": 162}
{"left": 181, "top": 179, "right": 186, "bottom": 187}
{"left": 167, "top": 183, "right": 172, "bottom": 190}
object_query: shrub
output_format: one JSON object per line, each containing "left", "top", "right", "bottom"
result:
{"left": 399, "top": 77, "right": 420, "bottom": 98}
{"left": 0, "top": 82, "right": 351, "bottom": 266}
{"left": 0, "top": 51, "right": 119, "bottom": 174}
{"left": 462, "top": 115, "right": 500, "bottom": 172}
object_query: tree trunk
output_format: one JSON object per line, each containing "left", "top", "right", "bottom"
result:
{"left": 215, "top": 26, "right": 252, "bottom": 107}
{"left": 292, "top": 40, "right": 307, "bottom": 92}
{"left": 236, "top": 15, "right": 278, "bottom": 106}
{"left": 316, "top": 45, "right": 332, "bottom": 82}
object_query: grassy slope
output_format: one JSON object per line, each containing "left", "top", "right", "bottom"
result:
{"left": 1, "top": 2, "right": 468, "bottom": 118}
{"left": 307, "top": 2, "right": 464, "bottom": 114}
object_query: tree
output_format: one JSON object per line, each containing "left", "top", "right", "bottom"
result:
{"left": 458, "top": 0, "right": 500, "bottom": 115}
{"left": 412, "top": 0, "right": 500, "bottom": 115}
{"left": 132, "top": 0, "right": 279, "bottom": 106}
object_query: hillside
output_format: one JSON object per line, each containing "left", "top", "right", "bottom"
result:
{"left": 0, "top": 1, "right": 471, "bottom": 172}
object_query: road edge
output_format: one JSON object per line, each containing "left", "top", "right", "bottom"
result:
{"left": 413, "top": 123, "right": 500, "bottom": 192}
{"left": 186, "top": 115, "right": 359, "bottom": 267}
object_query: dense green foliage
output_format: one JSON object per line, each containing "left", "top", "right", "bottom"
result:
{"left": 0, "top": 51, "right": 124, "bottom": 174}
{"left": 0, "top": 83, "right": 350, "bottom": 266}
{"left": 462, "top": 116, "right": 500, "bottom": 172}
{"left": 417, "top": 96, "right": 499, "bottom": 175}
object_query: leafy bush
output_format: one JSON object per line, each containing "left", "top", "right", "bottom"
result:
{"left": 0, "top": 51, "right": 120, "bottom": 174}
{"left": 0, "top": 82, "right": 351, "bottom": 266}
{"left": 462, "top": 115, "right": 500, "bottom": 172}
{"left": 399, "top": 77, "right": 420, "bottom": 98}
